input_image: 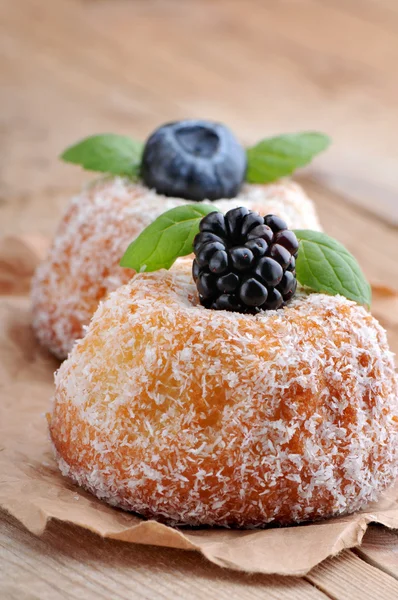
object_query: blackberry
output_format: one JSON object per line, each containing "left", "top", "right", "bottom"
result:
{"left": 193, "top": 208, "right": 299, "bottom": 313}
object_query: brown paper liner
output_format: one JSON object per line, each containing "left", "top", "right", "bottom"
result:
{"left": 0, "top": 236, "right": 397, "bottom": 576}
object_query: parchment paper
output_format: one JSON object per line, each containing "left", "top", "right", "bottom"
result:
{"left": 1, "top": 235, "right": 397, "bottom": 576}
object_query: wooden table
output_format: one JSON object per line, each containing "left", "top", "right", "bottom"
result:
{"left": 1, "top": 0, "right": 398, "bottom": 598}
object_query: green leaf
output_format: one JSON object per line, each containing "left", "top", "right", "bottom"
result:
{"left": 246, "top": 131, "right": 331, "bottom": 183}
{"left": 294, "top": 230, "right": 371, "bottom": 307}
{"left": 120, "top": 204, "right": 220, "bottom": 272}
{"left": 60, "top": 134, "right": 144, "bottom": 177}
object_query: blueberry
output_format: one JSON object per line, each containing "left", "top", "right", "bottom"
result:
{"left": 141, "top": 120, "right": 247, "bottom": 201}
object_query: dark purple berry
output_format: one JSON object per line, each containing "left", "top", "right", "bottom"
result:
{"left": 225, "top": 207, "right": 250, "bottom": 243}
{"left": 230, "top": 247, "right": 254, "bottom": 271}
{"left": 283, "top": 278, "right": 297, "bottom": 301}
{"left": 197, "top": 272, "right": 217, "bottom": 299}
{"left": 264, "top": 214, "right": 287, "bottom": 233}
{"left": 263, "top": 288, "right": 283, "bottom": 310}
{"left": 212, "top": 294, "right": 241, "bottom": 311}
{"left": 216, "top": 272, "right": 240, "bottom": 293}
{"left": 245, "top": 238, "right": 268, "bottom": 258}
{"left": 196, "top": 241, "right": 225, "bottom": 268}
{"left": 193, "top": 210, "right": 298, "bottom": 313}
{"left": 269, "top": 244, "right": 291, "bottom": 269}
{"left": 209, "top": 250, "right": 229, "bottom": 274}
{"left": 193, "top": 231, "right": 225, "bottom": 253}
{"left": 254, "top": 257, "right": 283, "bottom": 286}
{"left": 239, "top": 278, "right": 268, "bottom": 307}
{"left": 241, "top": 212, "right": 265, "bottom": 237}
{"left": 200, "top": 296, "right": 213, "bottom": 309}
{"left": 277, "top": 271, "right": 296, "bottom": 296}
{"left": 274, "top": 230, "right": 299, "bottom": 254}
{"left": 247, "top": 224, "right": 273, "bottom": 244}
{"left": 287, "top": 255, "right": 296, "bottom": 274}
{"left": 199, "top": 211, "right": 228, "bottom": 238}
{"left": 192, "top": 260, "right": 200, "bottom": 282}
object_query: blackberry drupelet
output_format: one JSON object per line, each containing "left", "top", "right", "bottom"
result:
{"left": 192, "top": 208, "right": 298, "bottom": 313}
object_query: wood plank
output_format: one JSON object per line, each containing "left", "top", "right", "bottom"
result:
{"left": 355, "top": 526, "right": 398, "bottom": 580}
{"left": 301, "top": 177, "right": 398, "bottom": 353}
{"left": 306, "top": 550, "right": 398, "bottom": 600}
{"left": 1, "top": 0, "right": 397, "bottom": 226}
{"left": 301, "top": 176, "right": 398, "bottom": 283}
{"left": 85, "top": 0, "right": 398, "bottom": 223}
{"left": 326, "top": 0, "right": 398, "bottom": 29}
{"left": 1, "top": 0, "right": 398, "bottom": 597}
{"left": 0, "top": 511, "right": 328, "bottom": 600}
{"left": 345, "top": 0, "right": 398, "bottom": 18}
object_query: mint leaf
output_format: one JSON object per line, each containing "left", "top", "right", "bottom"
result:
{"left": 60, "top": 134, "right": 143, "bottom": 177}
{"left": 294, "top": 230, "right": 371, "bottom": 307}
{"left": 120, "top": 204, "right": 220, "bottom": 272}
{"left": 246, "top": 132, "right": 330, "bottom": 183}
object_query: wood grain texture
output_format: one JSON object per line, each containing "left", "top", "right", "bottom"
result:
{"left": 356, "top": 526, "right": 398, "bottom": 580}
{"left": 307, "top": 551, "right": 398, "bottom": 599}
{"left": 1, "top": 0, "right": 398, "bottom": 597}
{"left": 1, "top": 0, "right": 398, "bottom": 233}
{"left": 0, "top": 511, "right": 327, "bottom": 600}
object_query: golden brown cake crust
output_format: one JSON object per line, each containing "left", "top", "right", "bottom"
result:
{"left": 31, "top": 177, "right": 321, "bottom": 359}
{"left": 50, "top": 269, "right": 398, "bottom": 527}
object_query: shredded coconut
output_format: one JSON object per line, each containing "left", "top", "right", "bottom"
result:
{"left": 31, "top": 177, "right": 321, "bottom": 359}
{"left": 50, "top": 269, "right": 398, "bottom": 527}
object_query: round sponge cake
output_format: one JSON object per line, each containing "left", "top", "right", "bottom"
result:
{"left": 32, "top": 177, "right": 321, "bottom": 359}
{"left": 49, "top": 267, "right": 398, "bottom": 527}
